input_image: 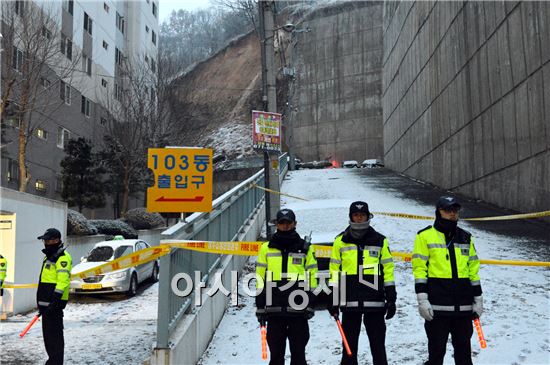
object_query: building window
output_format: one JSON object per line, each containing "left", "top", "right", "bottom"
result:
{"left": 100, "top": 117, "right": 107, "bottom": 126}
{"left": 6, "top": 159, "right": 19, "bottom": 183}
{"left": 35, "top": 179, "right": 47, "bottom": 193}
{"left": 115, "top": 47, "right": 123, "bottom": 66}
{"left": 101, "top": 79, "right": 108, "bottom": 87}
{"left": 41, "top": 77, "right": 51, "bottom": 88}
{"left": 114, "top": 83, "right": 123, "bottom": 101}
{"left": 81, "top": 96, "right": 91, "bottom": 117}
{"left": 150, "top": 59, "right": 156, "bottom": 73}
{"left": 2, "top": 115, "right": 21, "bottom": 129}
{"left": 12, "top": 46, "right": 23, "bottom": 71}
{"left": 57, "top": 127, "right": 70, "bottom": 149}
{"left": 60, "top": 35, "right": 72, "bottom": 60}
{"left": 15, "top": 1, "right": 24, "bottom": 16}
{"left": 145, "top": 25, "right": 149, "bottom": 33}
{"left": 36, "top": 128, "right": 48, "bottom": 140}
{"left": 103, "top": 2, "right": 109, "bottom": 12}
{"left": 84, "top": 12, "right": 93, "bottom": 35}
{"left": 116, "top": 12, "right": 125, "bottom": 34}
{"left": 63, "top": 0, "right": 74, "bottom": 15}
{"left": 42, "top": 26, "right": 52, "bottom": 40}
{"left": 145, "top": 55, "right": 149, "bottom": 65}
{"left": 102, "top": 40, "right": 109, "bottom": 50}
{"left": 60, "top": 81, "right": 71, "bottom": 105}
{"left": 83, "top": 55, "right": 92, "bottom": 76}
{"left": 152, "top": 30, "right": 157, "bottom": 45}
{"left": 152, "top": 2, "right": 157, "bottom": 17}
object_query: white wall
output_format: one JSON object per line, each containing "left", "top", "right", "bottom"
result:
{"left": 0, "top": 188, "right": 67, "bottom": 314}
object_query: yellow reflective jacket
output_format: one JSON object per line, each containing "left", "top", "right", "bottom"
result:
{"left": 329, "top": 227, "right": 395, "bottom": 312}
{"left": 256, "top": 235, "right": 318, "bottom": 317}
{"left": 413, "top": 225, "right": 481, "bottom": 316}
{"left": 37, "top": 248, "right": 72, "bottom": 310}
{"left": 0, "top": 255, "right": 7, "bottom": 288}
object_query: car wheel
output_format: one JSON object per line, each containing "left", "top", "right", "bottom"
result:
{"left": 150, "top": 262, "right": 159, "bottom": 283}
{"left": 127, "top": 273, "right": 138, "bottom": 297}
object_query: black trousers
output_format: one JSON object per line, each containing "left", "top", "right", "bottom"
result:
{"left": 42, "top": 309, "right": 64, "bottom": 365}
{"left": 341, "top": 311, "right": 387, "bottom": 365}
{"left": 424, "top": 316, "right": 473, "bottom": 365}
{"left": 267, "top": 316, "right": 310, "bottom": 365}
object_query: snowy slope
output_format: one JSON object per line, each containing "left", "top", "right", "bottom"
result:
{"left": 199, "top": 168, "right": 550, "bottom": 365}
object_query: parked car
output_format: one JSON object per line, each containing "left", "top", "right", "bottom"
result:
{"left": 342, "top": 160, "right": 359, "bottom": 168}
{"left": 361, "top": 159, "right": 385, "bottom": 168}
{"left": 70, "top": 238, "right": 159, "bottom": 296}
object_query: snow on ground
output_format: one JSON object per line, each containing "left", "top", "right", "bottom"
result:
{"left": 199, "top": 168, "right": 550, "bottom": 365}
{"left": 0, "top": 282, "right": 158, "bottom": 364}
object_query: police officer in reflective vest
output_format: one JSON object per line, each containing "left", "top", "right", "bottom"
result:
{"left": 329, "top": 201, "right": 396, "bottom": 365}
{"left": 413, "top": 196, "right": 482, "bottom": 365}
{"left": 256, "top": 208, "right": 318, "bottom": 365}
{"left": 37, "top": 228, "right": 72, "bottom": 365}
{"left": 0, "top": 254, "right": 7, "bottom": 297}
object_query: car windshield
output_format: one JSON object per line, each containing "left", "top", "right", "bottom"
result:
{"left": 87, "top": 246, "right": 114, "bottom": 262}
{"left": 87, "top": 245, "right": 132, "bottom": 262}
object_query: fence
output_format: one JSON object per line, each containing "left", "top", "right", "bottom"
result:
{"left": 155, "top": 169, "right": 266, "bottom": 348}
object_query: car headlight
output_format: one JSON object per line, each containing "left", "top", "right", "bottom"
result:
{"left": 106, "top": 271, "right": 127, "bottom": 280}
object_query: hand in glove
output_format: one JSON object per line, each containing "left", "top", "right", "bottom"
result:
{"left": 327, "top": 305, "right": 339, "bottom": 318}
{"left": 417, "top": 293, "right": 434, "bottom": 321}
{"left": 472, "top": 296, "right": 483, "bottom": 318}
{"left": 40, "top": 291, "right": 62, "bottom": 315}
{"left": 256, "top": 309, "right": 268, "bottom": 325}
{"left": 385, "top": 301, "right": 396, "bottom": 320}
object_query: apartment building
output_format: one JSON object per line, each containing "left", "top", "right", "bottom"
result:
{"left": 1, "top": 0, "right": 159, "bottom": 217}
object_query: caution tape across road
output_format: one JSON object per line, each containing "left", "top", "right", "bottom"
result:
{"left": 5, "top": 239, "right": 550, "bottom": 288}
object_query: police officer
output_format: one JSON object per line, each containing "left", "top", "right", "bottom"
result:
{"left": 0, "top": 253, "right": 7, "bottom": 297}
{"left": 255, "top": 208, "right": 318, "bottom": 365}
{"left": 37, "top": 228, "right": 72, "bottom": 365}
{"left": 412, "top": 196, "right": 482, "bottom": 365}
{"left": 329, "top": 201, "right": 396, "bottom": 365}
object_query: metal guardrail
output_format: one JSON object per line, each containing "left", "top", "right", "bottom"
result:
{"left": 279, "top": 152, "right": 288, "bottom": 181}
{"left": 156, "top": 169, "right": 266, "bottom": 348}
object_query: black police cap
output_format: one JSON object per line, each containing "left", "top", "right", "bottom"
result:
{"left": 37, "top": 228, "right": 62, "bottom": 240}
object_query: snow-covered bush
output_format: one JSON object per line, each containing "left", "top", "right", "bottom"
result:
{"left": 123, "top": 208, "right": 165, "bottom": 230}
{"left": 67, "top": 209, "right": 98, "bottom": 236}
{"left": 89, "top": 219, "right": 138, "bottom": 239}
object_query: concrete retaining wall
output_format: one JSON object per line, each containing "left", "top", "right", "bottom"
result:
{"left": 382, "top": 1, "right": 550, "bottom": 213}
{"left": 289, "top": 1, "right": 384, "bottom": 163}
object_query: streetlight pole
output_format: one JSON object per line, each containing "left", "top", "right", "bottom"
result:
{"left": 259, "top": 0, "right": 280, "bottom": 238}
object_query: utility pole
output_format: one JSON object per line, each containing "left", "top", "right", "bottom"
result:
{"left": 259, "top": 0, "right": 280, "bottom": 238}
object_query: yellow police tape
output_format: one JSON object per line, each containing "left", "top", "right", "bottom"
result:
{"left": 5, "top": 239, "right": 550, "bottom": 288}
{"left": 252, "top": 185, "right": 550, "bottom": 221}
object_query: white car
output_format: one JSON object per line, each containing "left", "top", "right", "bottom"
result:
{"left": 70, "top": 238, "right": 159, "bottom": 296}
{"left": 361, "top": 159, "right": 385, "bottom": 168}
{"left": 342, "top": 160, "right": 359, "bottom": 168}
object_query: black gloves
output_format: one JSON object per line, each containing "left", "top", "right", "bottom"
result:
{"left": 327, "top": 305, "right": 339, "bottom": 318}
{"left": 40, "top": 291, "right": 62, "bottom": 315}
{"left": 256, "top": 310, "right": 267, "bottom": 325}
{"left": 385, "top": 301, "right": 396, "bottom": 320}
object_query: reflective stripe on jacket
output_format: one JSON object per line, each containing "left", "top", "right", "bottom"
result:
{"left": 256, "top": 241, "right": 318, "bottom": 316}
{"left": 413, "top": 225, "right": 481, "bottom": 316}
{"left": 329, "top": 230, "right": 395, "bottom": 312}
{"left": 37, "top": 250, "right": 72, "bottom": 308}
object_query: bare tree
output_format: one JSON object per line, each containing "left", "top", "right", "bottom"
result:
{"left": 213, "top": 0, "right": 258, "bottom": 32}
{"left": 96, "top": 51, "right": 180, "bottom": 217}
{"left": 1, "top": 1, "right": 81, "bottom": 192}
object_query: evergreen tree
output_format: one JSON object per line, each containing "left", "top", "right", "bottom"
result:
{"left": 60, "top": 138, "right": 105, "bottom": 212}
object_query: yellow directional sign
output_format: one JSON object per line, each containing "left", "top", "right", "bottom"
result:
{"left": 147, "top": 148, "right": 213, "bottom": 212}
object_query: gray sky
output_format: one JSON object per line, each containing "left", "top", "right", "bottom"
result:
{"left": 159, "top": 0, "right": 212, "bottom": 23}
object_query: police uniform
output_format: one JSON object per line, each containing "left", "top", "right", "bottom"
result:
{"left": 255, "top": 209, "right": 318, "bottom": 365}
{"left": 412, "top": 197, "right": 482, "bottom": 365}
{"left": 37, "top": 229, "right": 72, "bottom": 365}
{"left": 329, "top": 225, "right": 396, "bottom": 365}
{"left": 0, "top": 254, "right": 7, "bottom": 297}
